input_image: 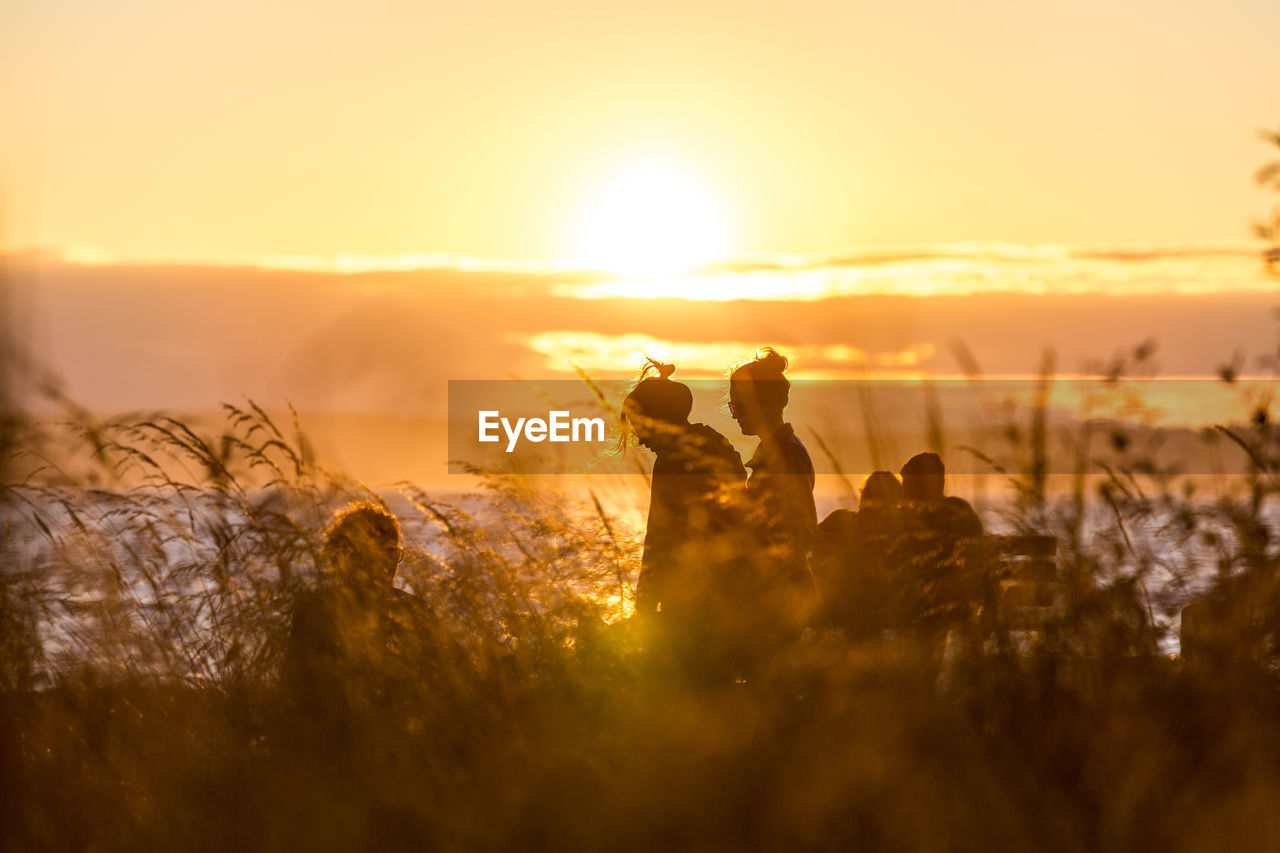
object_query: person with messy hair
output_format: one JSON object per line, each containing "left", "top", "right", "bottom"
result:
{"left": 624, "top": 358, "right": 749, "bottom": 683}
{"left": 728, "top": 347, "right": 818, "bottom": 666}
{"left": 284, "top": 501, "right": 433, "bottom": 726}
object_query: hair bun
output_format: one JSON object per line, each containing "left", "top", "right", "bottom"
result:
{"left": 754, "top": 346, "right": 788, "bottom": 376}
{"left": 641, "top": 356, "right": 677, "bottom": 380}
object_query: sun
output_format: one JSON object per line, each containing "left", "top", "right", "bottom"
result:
{"left": 571, "top": 157, "right": 731, "bottom": 278}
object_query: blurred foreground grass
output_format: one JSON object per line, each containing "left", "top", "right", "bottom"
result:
{"left": 3, "top": 373, "right": 1280, "bottom": 851}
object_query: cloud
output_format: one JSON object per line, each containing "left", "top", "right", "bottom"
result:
{"left": 551, "top": 242, "right": 1274, "bottom": 301}
{"left": 515, "top": 332, "right": 938, "bottom": 377}
{"left": 7, "top": 252, "right": 1276, "bottom": 418}
{"left": 8, "top": 239, "right": 1272, "bottom": 304}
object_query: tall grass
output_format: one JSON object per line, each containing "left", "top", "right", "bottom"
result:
{"left": 2, "top": 355, "right": 1280, "bottom": 851}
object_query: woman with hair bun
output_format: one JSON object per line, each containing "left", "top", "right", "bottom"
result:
{"left": 624, "top": 358, "right": 748, "bottom": 683}
{"left": 728, "top": 347, "right": 818, "bottom": 662}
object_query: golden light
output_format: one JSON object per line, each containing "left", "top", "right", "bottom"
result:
{"left": 570, "top": 156, "right": 731, "bottom": 278}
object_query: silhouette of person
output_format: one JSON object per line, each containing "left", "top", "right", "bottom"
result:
{"left": 899, "top": 452, "right": 982, "bottom": 539}
{"left": 896, "top": 452, "right": 982, "bottom": 650}
{"left": 814, "top": 470, "right": 906, "bottom": 638}
{"left": 625, "top": 359, "right": 749, "bottom": 682}
{"left": 855, "top": 470, "right": 907, "bottom": 527}
{"left": 728, "top": 347, "right": 818, "bottom": 664}
{"left": 284, "top": 502, "right": 432, "bottom": 728}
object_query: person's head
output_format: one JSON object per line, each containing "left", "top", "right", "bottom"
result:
{"left": 859, "top": 470, "right": 904, "bottom": 510}
{"left": 323, "top": 501, "right": 403, "bottom": 585}
{"left": 728, "top": 347, "right": 790, "bottom": 437}
{"left": 621, "top": 359, "right": 693, "bottom": 451}
{"left": 900, "top": 452, "right": 945, "bottom": 503}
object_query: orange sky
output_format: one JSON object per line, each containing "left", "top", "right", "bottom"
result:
{"left": 4, "top": 0, "right": 1279, "bottom": 265}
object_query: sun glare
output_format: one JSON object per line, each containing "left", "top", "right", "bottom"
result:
{"left": 571, "top": 158, "right": 731, "bottom": 277}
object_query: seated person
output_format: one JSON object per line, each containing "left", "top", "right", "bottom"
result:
{"left": 896, "top": 452, "right": 984, "bottom": 645}
{"left": 814, "top": 470, "right": 906, "bottom": 638}
{"left": 284, "top": 502, "right": 433, "bottom": 725}
{"left": 899, "top": 451, "right": 982, "bottom": 539}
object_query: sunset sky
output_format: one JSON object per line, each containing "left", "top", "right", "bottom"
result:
{"left": 4, "top": 0, "right": 1279, "bottom": 266}
{"left": 5, "top": 1, "right": 1280, "bottom": 488}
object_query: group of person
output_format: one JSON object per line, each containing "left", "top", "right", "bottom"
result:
{"left": 284, "top": 347, "right": 987, "bottom": 706}
{"left": 622, "top": 348, "right": 983, "bottom": 682}
{"left": 813, "top": 452, "right": 983, "bottom": 646}
{"left": 622, "top": 349, "right": 818, "bottom": 683}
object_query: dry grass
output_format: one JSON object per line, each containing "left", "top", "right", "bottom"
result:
{"left": 2, "top": 361, "right": 1280, "bottom": 851}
